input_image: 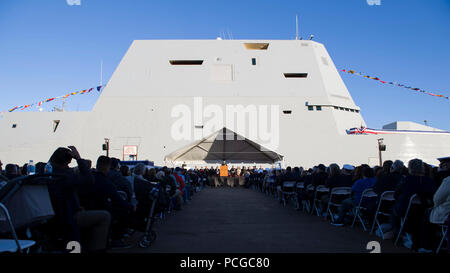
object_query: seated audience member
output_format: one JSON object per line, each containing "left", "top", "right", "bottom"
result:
{"left": 430, "top": 176, "right": 450, "bottom": 226}
{"left": 79, "top": 156, "right": 134, "bottom": 249}
{"left": 21, "top": 163, "right": 28, "bottom": 176}
{"left": 145, "top": 168, "right": 158, "bottom": 182}
{"left": 373, "top": 165, "right": 383, "bottom": 179}
{"left": 293, "top": 167, "right": 302, "bottom": 182}
{"left": 312, "top": 164, "right": 328, "bottom": 187}
{"left": 159, "top": 168, "right": 177, "bottom": 200}
{"left": 416, "top": 176, "right": 450, "bottom": 252}
{"left": 325, "top": 163, "right": 353, "bottom": 189}
{"left": 391, "top": 159, "right": 437, "bottom": 250}
{"left": 332, "top": 165, "right": 377, "bottom": 226}
{"left": 34, "top": 162, "right": 46, "bottom": 175}
{"left": 352, "top": 165, "right": 364, "bottom": 184}
{"left": 120, "top": 165, "right": 130, "bottom": 177}
{"left": 5, "top": 164, "right": 21, "bottom": 180}
{"left": 132, "top": 163, "right": 161, "bottom": 217}
{"left": 341, "top": 164, "right": 355, "bottom": 179}
{"left": 305, "top": 164, "right": 329, "bottom": 207}
{"left": 320, "top": 164, "right": 343, "bottom": 209}
{"left": 276, "top": 166, "right": 296, "bottom": 201}
{"left": 376, "top": 160, "right": 393, "bottom": 180}
{"left": 373, "top": 160, "right": 404, "bottom": 196}
{"left": 165, "top": 168, "right": 183, "bottom": 210}
{"left": 436, "top": 157, "right": 450, "bottom": 187}
{"left": 47, "top": 146, "right": 111, "bottom": 253}
{"left": 108, "top": 158, "right": 132, "bottom": 201}
{"left": 174, "top": 167, "right": 189, "bottom": 203}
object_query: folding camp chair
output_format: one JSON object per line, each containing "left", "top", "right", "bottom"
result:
{"left": 394, "top": 193, "right": 421, "bottom": 246}
{"left": 312, "top": 185, "right": 330, "bottom": 216}
{"left": 370, "top": 191, "right": 395, "bottom": 239}
{"left": 325, "top": 187, "right": 352, "bottom": 222}
{"left": 0, "top": 203, "right": 35, "bottom": 253}
{"left": 281, "top": 181, "right": 297, "bottom": 207}
{"left": 436, "top": 223, "right": 448, "bottom": 253}
{"left": 352, "top": 188, "right": 378, "bottom": 231}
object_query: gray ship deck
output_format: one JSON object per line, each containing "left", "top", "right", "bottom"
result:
{"left": 115, "top": 187, "right": 408, "bottom": 253}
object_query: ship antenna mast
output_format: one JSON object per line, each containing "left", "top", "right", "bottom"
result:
{"left": 295, "top": 14, "right": 299, "bottom": 40}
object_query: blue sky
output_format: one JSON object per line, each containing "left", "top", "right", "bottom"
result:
{"left": 0, "top": 0, "right": 449, "bottom": 130}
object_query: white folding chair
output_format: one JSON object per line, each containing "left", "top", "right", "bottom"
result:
{"left": 0, "top": 203, "right": 35, "bottom": 253}
{"left": 295, "top": 182, "right": 305, "bottom": 210}
{"left": 281, "top": 181, "right": 297, "bottom": 207}
{"left": 394, "top": 194, "right": 421, "bottom": 246}
{"left": 370, "top": 191, "right": 395, "bottom": 239}
{"left": 352, "top": 188, "right": 378, "bottom": 231}
{"left": 325, "top": 187, "right": 352, "bottom": 222}
{"left": 305, "top": 184, "right": 315, "bottom": 213}
{"left": 312, "top": 185, "right": 330, "bottom": 216}
{"left": 436, "top": 223, "right": 448, "bottom": 254}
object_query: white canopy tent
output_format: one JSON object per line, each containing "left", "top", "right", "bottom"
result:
{"left": 164, "top": 127, "right": 284, "bottom": 164}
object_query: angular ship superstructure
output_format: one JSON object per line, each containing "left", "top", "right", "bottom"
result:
{"left": 1, "top": 40, "right": 449, "bottom": 167}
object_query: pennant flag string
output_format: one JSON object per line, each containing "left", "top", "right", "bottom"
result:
{"left": 4, "top": 85, "right": 105, "bottom": 113}
{"left": 340, "top": 69, "right": 449, "bottom": 100}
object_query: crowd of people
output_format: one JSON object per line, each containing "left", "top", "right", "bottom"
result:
{"left": 0, "top": 146, "right": 209, "bottom": 253}
{"left": 0, "top": 149, "right": 449, "bottom": 253}
{"left": 245, "top": 157, "right": 450, "bottom": 253}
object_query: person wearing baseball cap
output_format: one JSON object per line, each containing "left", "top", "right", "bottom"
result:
{"left": 436, "top": 157, "right": 450, "bottom": 187}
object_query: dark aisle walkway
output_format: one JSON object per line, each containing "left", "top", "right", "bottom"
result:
{"left": 126, "top": 187, "right": 406, "bottom": 253}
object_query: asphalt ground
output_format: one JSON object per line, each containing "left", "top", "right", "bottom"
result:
{"left": 116, "top": 186, "right": 407, "bottom": 253}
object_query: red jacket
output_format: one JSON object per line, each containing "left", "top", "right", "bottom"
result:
{"left": 173, "top": 173, "right": 185, "bottom": 195}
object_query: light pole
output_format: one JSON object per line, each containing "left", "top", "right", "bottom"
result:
{"left": 103, "top": 138, "right": 110, "bottom": 157}
{"left": 377, "top": 138, "right": 386, "bottom": 166}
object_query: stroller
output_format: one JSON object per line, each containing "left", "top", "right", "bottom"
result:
{"left": 137, "top": 182, "right": 164, "bottom": 248}
{"left": 0, "top": 174, "right": 58, "bottom": 253}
